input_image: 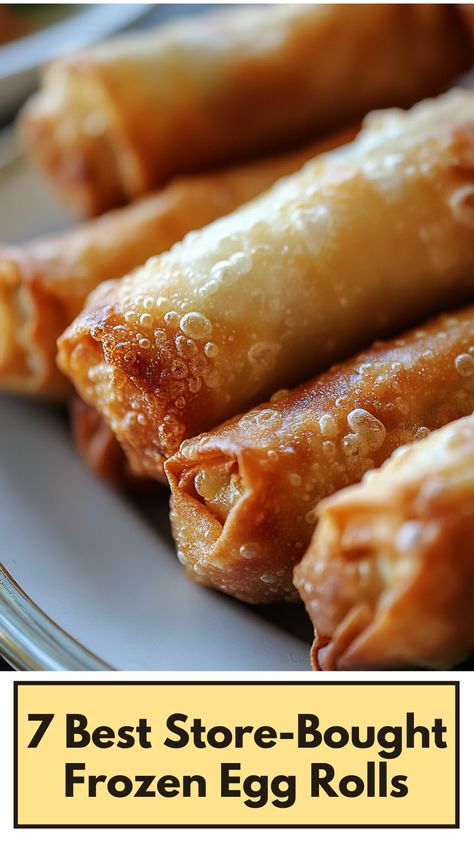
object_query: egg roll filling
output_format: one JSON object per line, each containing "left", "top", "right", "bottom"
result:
{"left": 172, "top": 448, "right": 244, "bottom": 531}
{"left": 191, "top": 462, "right": 243, "bottom": 525}
{"left": 167, "top": 440, "right": 294, "bottom": 601}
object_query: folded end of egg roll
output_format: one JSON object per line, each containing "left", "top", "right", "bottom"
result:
{"left": 0, "top": 247, "right": 69, "bottom": 396}
{"left": 166, "top": 425, "right": 307, "bottom": 603}
{"left": 19, "top": 61, "right": 129, "bottom": 217}
{"left": 294, "top": 414, "right": 474, "bottom": 670}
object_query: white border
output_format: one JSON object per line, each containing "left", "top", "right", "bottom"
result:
{"left": 2, "top": 0, "right": 473, "bottom": 838}
{"left": 1, "top": 670, "right": 472, "bottom": 840}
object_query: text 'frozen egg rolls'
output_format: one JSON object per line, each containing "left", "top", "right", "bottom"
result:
{"left": 165, "top": 307, "right": 474, "bottom": 604}
{"left": 0, "top": 135, "right": 337, "bottom": 397}
{"left": 295, "top": 414, "right": 474, "bottom": 670}
{"left": 20, "top": 4, "right": 471, "bottom": 215}
{"left": 59, "top": 90, "right": 474, "bottom": 482}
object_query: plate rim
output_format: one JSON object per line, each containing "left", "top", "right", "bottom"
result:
{"left": 0, "top": 4, "right": 151, "bottom": 79}
{"left": 0, "top": 563, "right": 111, "bottom": 671}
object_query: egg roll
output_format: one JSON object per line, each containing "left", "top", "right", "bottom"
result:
{"left": 1, "top": 135, "right": 338, "bottom": 397}
{"left": 20, "top": 4, "right": 471, "bottom": 215}
{"left": 60, "top": 90, "right": 474, "bottom": 484}
{"left": 295, "top": 414, "right": 474, "bottom": 670}
{"left": 165, "top": 307, "right": 474, "bottom": 604}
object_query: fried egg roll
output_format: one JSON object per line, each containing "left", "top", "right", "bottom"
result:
{"left": 1, "top": 136, "right": 335, "bottom": 397}
{"left": 165, "top": 307, "right": 474, "bottom": 604}
{"left": 20, "top": 4, "right": 471, "bottom": 215}
{"left": 295, "top": 414, "right": 474, "bottom": 670}
{"left": 60, "top": 90, "right": 474, "bottom": 483}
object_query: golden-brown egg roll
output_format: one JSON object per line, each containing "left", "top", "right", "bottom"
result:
{"left": 59, "top": 90, "right": 474, "bottom": 483}
{"left": 1, "top": 135, "right": 340, "bottom": 397}
{"left": 165, "top": 307, "right": 474, "bottom": 604}
{"left": 295, "top": 414, "right": 474, "bottom": 670}
{"left": 20, "top": 4, "right": 471, "bottom": 215}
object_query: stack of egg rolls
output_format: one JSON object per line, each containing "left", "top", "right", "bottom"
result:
{"left": 59, "top": 90, "right": 474, "bottom": 485}
{"left": 20, "top": 4, "right": 471, "bottom": 214}
{"left": 1, "top": 134, "right": 346, "bottom": 397}
{"left": 294, "top": 414, "right": 474, "bottom": 670}
{"left": 165, "top": 307, "right": 474, "bottom": 603}
{"left": 4, "top": 2, "right": 473, "bottom": 672}
{"left": 6, "top": 4, "right": 474, "bottom": 672}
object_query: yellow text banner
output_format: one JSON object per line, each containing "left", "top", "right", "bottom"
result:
{"left": 15, "top": 681, "right": 458, "bottom": 828}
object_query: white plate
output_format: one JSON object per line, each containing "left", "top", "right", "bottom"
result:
{"left": 0, "top": 147, "right": 311, "bottom": 671}
{"left": 0, "top": 4, "right": 150, "bottom": 122}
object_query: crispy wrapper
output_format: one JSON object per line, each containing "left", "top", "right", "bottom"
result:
{"left": 60, "top": 91, "right": 474, "bottom": 482}
{"left": 20, "top": 4, "right": 471, "bottom": 215}
{"left": 295, "top": 414, "right": 474, "bottom": 670}
{"left": 0, "top": 136, "right": 333, "bottom": 397}
{"left": 166, "top": 307, "right": 474, "bottom": 603}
